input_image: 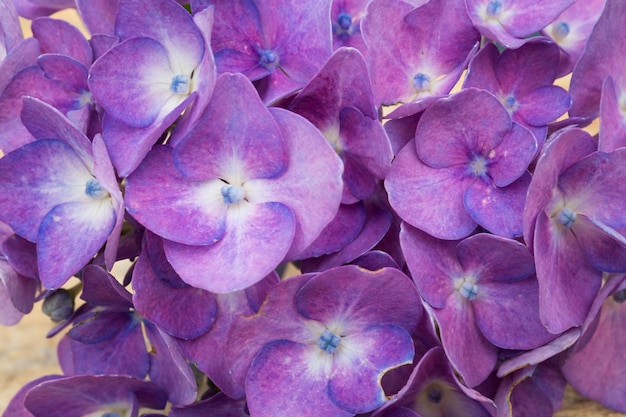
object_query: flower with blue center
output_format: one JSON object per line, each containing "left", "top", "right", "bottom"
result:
{"left": 224, "top": 265, "right": 423, "bottom": 416}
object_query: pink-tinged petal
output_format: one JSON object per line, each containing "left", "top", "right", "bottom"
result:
{"left": 598, "top": 77, "right": 626, "bottom": 152}
{"left": 474, "top": 275, "right": 555, "bottom": 350}
{"left": 89, "top": 37, "right": 185, "bottom": 128}
{"left": 101, "top": 94, "right": 195, "bottom": 177}
{"left": 534, "top": 211, "right": 602, "bottom": 333}
{"left": 415, "top": 89, "right": 511, "bottom": 169}
{"left": 294, "top": 202, "right": 366, "bottom": 259}
{"left": 464, "top": 173, "right": 529, "bottom": 238}
{"left": 329, "top": 325, "right": 414, "bottom": 413}
{"left": 126, "top": 145, "right": 227, "bottom": 246}
{"left": 386, "top": 140, "right": 477, "bottom": 240}
{"left": 463, "top": 42, "right": 500, "bottom": 92}
{"left": 523, "top": 128, "right": 596, "bottom": 251}
{"left": 296, "top": 265, "right": 422, "bottom": 333}
{"left": 487, "top": 124, "right": 536, "bottom": 187}
{"left": 144, "top": 322, "right": 197, "bottom": 406}
{"left": 31, "top": 17, "right": 92, "bottom": 67}
{"left": 246, "top": 340, "right": 353, "bottom": 417}
{"left": 75, "top": 0, "right": 118, "bottom": 35}
{"left": 562, "top": 286, "right": 626, "bottom": 412}
{"left": 246, "top": 107, "right": 343, "bottom": 259}
{"left": 516, "top": 85, "right": 571, "bottom": 126}
{"left": 558, "top": 148, "right": 626, "bottom": 228}
{"left": 570, "top": 0, "right": 626, "bottom": 118}
{"left": 503, "top": 1, "right": 575, "bottom": 38}
{"left": 37, "top": 199, "right": 116, "bottom": 289}
{"left": 400, "top": 223, "right": 461, "bottom": 309}
{"left": 0, "top": 139, "right": 93, "bottom": 241}
{"left": 169, "top": 393, "right": 247, "bottom": 417}
{"left": 165, "top": 201, "right": 295, "bottom": 293}
{"left": 3, "top": 375, "right": 63, "bottom": 417}
{"left": 36, "top": 54, "right": 89, "bottom": 99}
{"left": 432, "top": 300, "right": 498, "bottom": 387}
{"left": 174, "top": 73, "right": 286, "bottom": 181}
{"left": 571, "top": 214, "right": 626, "bottom": 273}
{"left": 115, "top": 0, "right": 204, "bottom": 72}
{"left": 383, "top": 113, "right": 421, "bottom": 156}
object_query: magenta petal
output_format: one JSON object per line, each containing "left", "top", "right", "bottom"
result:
{"left": 386, "top": 141, "right": 477, "bottom": 240}
{"left": 487, "top": 124, "right": 536, "bottom": 188}
{"left": 37, "top": 199, "right": 116, "bottom": 289}
{"left": 464, "top": 173, "right": 529, "bottom": 238}
{"left": 89, "top": 37, "right": 180, "bottom": 127}
{"left": 296, "top": 265, "right": 422, "bottom": 332}
{"left": 164, "top": 202, "right": 295, "bottom": 293}
{"left": 125, "top": 145, "right": 227, "bottom": 246}
{"left": 329, "top": 325, "right": 414, "bottom": 413}
{"left": 246, "top": 340, "right": 353, "bottom": 417}
{"left": 534, "top": 211, "right": 602, "bottom": 333}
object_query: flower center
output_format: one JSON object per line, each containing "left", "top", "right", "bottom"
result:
{"left": 427, "top": 386, "right": 443, "bottom": 403}
{"left": 85, "top": 178, "right": 109, "bottom": 199}
{"left": 170, "top": 74, "right": 191, "bottom": 95}
{"left": 318, "top": 329, "right": 342, "bottom": 354}
{"left": 469, "top": 155, "right": 488, "bottom": 177}
{"left": 413, "top": 73, "right": 431, "bottom": 92}
{"left": 221, "top": 184, "right": 246, "bottom": 205}
{"left": 552, "top": 21, "right": 570, "bottom": 41}
{"left": 454, "top": 276, "right": 479, "bottom": 300}
{"left": 259, "top": 49, "right": 278, "bottom": 70}
{"left": 486, "top": 0, "right": 503, "bottom": 17}
{"left": 555, "top": 207, "right": 576, "bottom": 228}
{"left": 613, "top": 288, "right": 626, "bottom": 303}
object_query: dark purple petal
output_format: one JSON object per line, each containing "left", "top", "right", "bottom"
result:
{"left": 164, "top": 201, "right": 295, "bottom": 293}
{"left": 246, "top": 340, "right": 353, "bottom": 417}
{"left": 81, "top": 264, "right": 133, "bottom": 308}
{"left": 571, "top": 214, "right": 626, "bottom": 273}
{"left": 386, "top": 140, "right": 477, "bottom": 240}
{"left": 23, "top": 375, "right": 167, "bottom": 417}
{"left": 329, "top": 325, "right": 414, "bottom": 413}
{"left": 296, "top": 265, "right": 422, "bottom": 333}
{"left": 170, "top": 393, "right": 248, "bottom": 417}
{"left": 2, "top": 375, "right": 63, "bottom": 417}
{"left": 126, "top": 145, "right": 227, "bottom": 246}
{"left": 144, "top": 322, "right": 197, "bottom": 406}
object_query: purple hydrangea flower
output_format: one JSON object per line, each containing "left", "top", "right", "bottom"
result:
{"left": 225, "top": 265, "right": 423, "bottom": 415}
{"left": 386, "top": 88, "right": 537, "bottom": 239}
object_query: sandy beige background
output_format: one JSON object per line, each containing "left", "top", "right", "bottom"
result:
{"left": 0, "top": 7, "right": 619, "bottom": 416}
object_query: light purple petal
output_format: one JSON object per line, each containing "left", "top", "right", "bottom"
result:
{"left": 598, "top": 76, "right": 626, "bottom": 152}
{"left": 75, "top": 0, "right": 118, "bottom": 35}
{"left": 37, "top": 199, "right": 116, "bottom": 289}
{"left": 126, "top": 145, "right": 227, "bottom": 246}
{"left": 164, "top": 201, "right": 295, "bottom": 293}
{"left": 31, "top": 17, "right": 92, "bottom": 67}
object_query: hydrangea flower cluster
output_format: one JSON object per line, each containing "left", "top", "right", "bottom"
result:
{"left": 1, "top": 0, "right": 625, "bottom": 416}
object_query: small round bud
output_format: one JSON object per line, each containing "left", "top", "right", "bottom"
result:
{"left": 42, "top": 289, "right": 75, "bottom": 322}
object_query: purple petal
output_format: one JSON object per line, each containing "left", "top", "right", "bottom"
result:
{"left": 75, "top": 0, "right": 118, "bottom": 35}
{"left": 89, "top": 37, "right": 186, "bottom": 128}
{"left": 174, "top": 73, "right": 286, "bottom": 181}
{"left": 144, "top": 322, "right": 197, "bottom": 406}
{"left": 516, "top": 85, "right": 571, "bottom": 126}
{"left": 31, "top": 17, "right": 92, "bottom": 67}
{"left": 400, "top": 223, "right": 461, "bottom": 309}
{"left": 386, "top": 140, "right": 477, "bottom": 240}
{"left": 486, "top": 123, "right": 536, "bottom": 187}
{"left": 81, "top": 264, "right": 133, "bottom": 308}
{"left": 463, "top": 173, "right": 530, "bottom": 238}
{"left": 463, "top": 42, "right": 500, "bottom": 91}
{"left": 164, "top": 201, "right": 295, "bottom": 293}
{"left": 37, "top": 199, "right": 116, "bottom": 289}
{"left": 247, "top": 107, "right": 343, "bottom": 259}
{"left": 599, "top": 77, "right": 626, "bottom": 152}
{"left": 246, "top": 340, "right": 353, "bottom": 417}
{"left": 329, "top": 325, "right": 414, "bottom": 413}
{"left": 572, "top": 214, "right": 626, "bottom": 273}
{"left": 534, "top": 211, "right": 602, "bottom": 333}
{"left": 415, "top": 89, "right": 511, "bottom": 169}
{"left": 296, "top": 265, "right": 422, "bottom": 333}
{"left": 126, "top": 145, "right": 227, "bottom": 246}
